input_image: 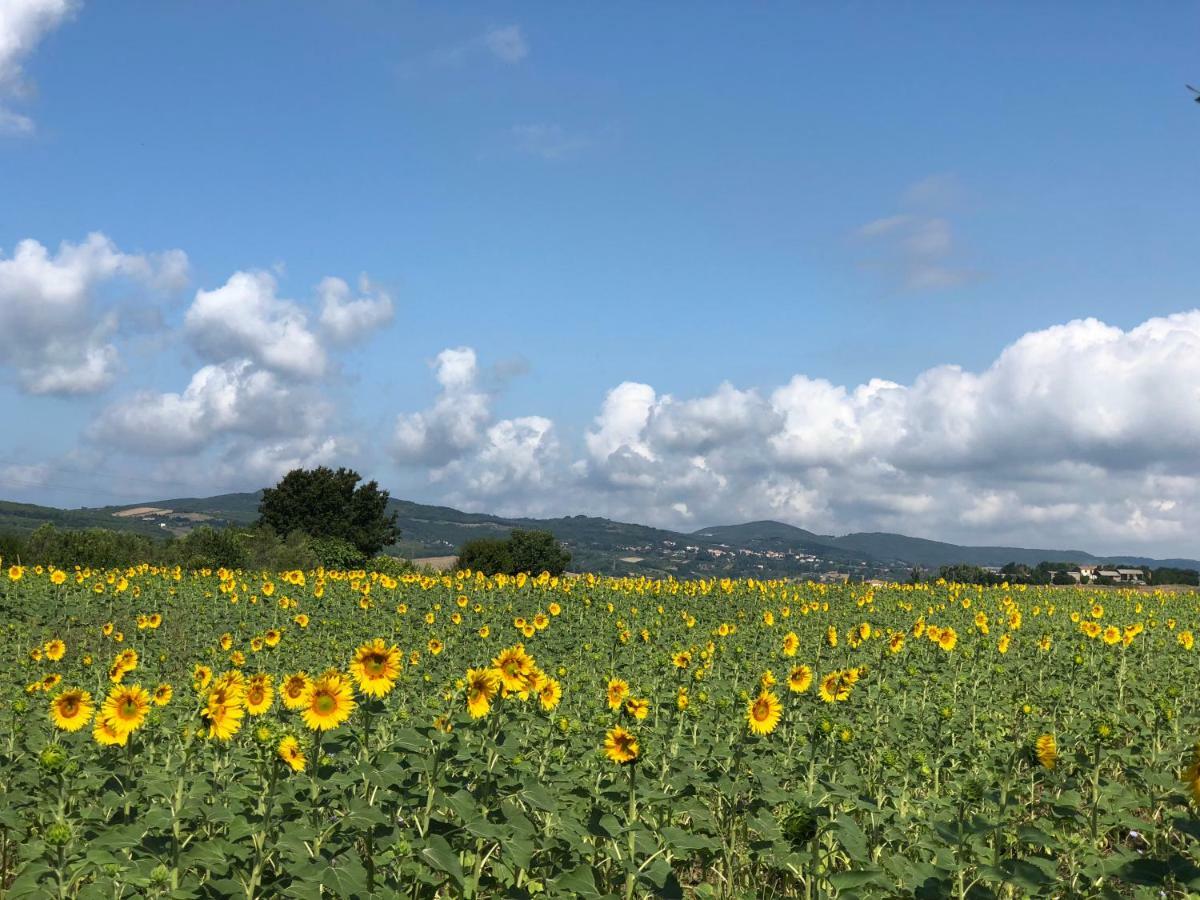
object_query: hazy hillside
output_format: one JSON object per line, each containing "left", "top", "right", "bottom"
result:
{"left": 2, "top": 492, "right": 1196, "bottom": 576}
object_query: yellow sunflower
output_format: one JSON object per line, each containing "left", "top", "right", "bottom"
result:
{"left": 1035, "top": 734, "right": 1058, "bottom": 770}
{"left": 603, "top": 726, "right": 639, "bottom": 764}
{"left": 349, "top": 639, "right": 401, "bottom": 698}
{"left": 819, "top": 671, "right": 850, "bottom": 703}
{"left": 278, "top": 735, "right": 306, "bottom": 773}
{"left": 465, "top": 667, "right": 501, "bottom": 718}
{"left": 93, "top": 714, "right": 127, "bottom": 746}
{"left": 538, "top": 678, "right": 562, "bottom": 712}
{"left": 747, "top": 691, "right": 782, "bottom": 736}
{"left": 301, "top": 671, "right": 357, "bottom": 731}
{"left": 153, "top": 683, "right": 173, "bottom": 706}
{"left": 281, "top": 672, "right": 310, "bottom": 710}
{"left": 782, "top": 631, "right": 799, "bottom": 657}
{"left": 193, "top": 664, "right": 213, "bottom": 691}
{"left": 245, "top": 674, "right": 274, "bottom": 715}
{"left": 787, "top": 664, "right": 813, "bottom": 693}
{"left": 492, "top": 645, "right": 534, "bottom": 694}
{"left": 606, "top": 677, "right": 630, "bottom": 711}
{"left": 44, "top": 639, "right": 66, "bottom": 662}
{"left": 203, "top": 689, "right": 245, "bottom": 741}
{"left": 50, "top": 688, "right": 93, "bottom": 732}
{"left": 101, "top": 684, "right": 151, "bottom": 736}
{"left": 626, "top": 697, "right": 650, "bottom": 720}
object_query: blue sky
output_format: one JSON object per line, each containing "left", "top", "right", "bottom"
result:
{"left": 2, "top": 2, "right": 1199, "bottom": 555}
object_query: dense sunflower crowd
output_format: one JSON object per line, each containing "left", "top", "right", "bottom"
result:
{"left": 3, "top": 562, "right": 1200, "bottom": 896}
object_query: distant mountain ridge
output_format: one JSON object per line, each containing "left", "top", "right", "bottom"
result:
{"left": 1, "top": 493, "right": 1196, "bottom": 577}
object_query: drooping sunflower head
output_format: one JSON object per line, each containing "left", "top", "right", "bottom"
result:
{"left": 203, "top": 687, "right": 246, "bottom": 741}
{"left": 626, "top": 697, "right": 649, "bottom": 720}
{"left": 50, "top": 688, "right": 93, "bottom": 732}
{"left": 787, "top": 664, "right": 813, "bottom": 694}
{"left": 603, "top": 726, "right": 639, "bottom": 765}
{"left": 281, "top": 672, "right": 311, "bottom": 710}
{"left": 193, "top": 664, "right": 213, "bottom": 691}
{"left": 350, "top": 639, "right": 401, "bottom": 698}
{"left": 465, "top": 667, "right": 500, "bottom": 719}
{"left": 1035, "top": 734, "right": 1058, "bottom": 770}
{"left": 538, "top": 678, "right": 562, "bottom": 712}
{"left": 93, "top": 714, "right": 128, "bottom": 747}
{"left": 782, "top": 632, "right": 799, "bottom": 657}
{"left": 278, "top": 735, "right": 306, "bottom": 773}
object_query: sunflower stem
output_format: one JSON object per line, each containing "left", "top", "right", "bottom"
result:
{"left": 623, "top": 762, "right": 638, "bottom": 900}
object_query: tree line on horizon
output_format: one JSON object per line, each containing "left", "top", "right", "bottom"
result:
{"left": 0, "top": 467, "right": 572, "bottom": 576}
{"left": 918, "top": 561, "right": 1199, "bottom": 586}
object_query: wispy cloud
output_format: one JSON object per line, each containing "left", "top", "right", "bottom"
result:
{"left": 404, "top": 24, "right": 529, "bottom": 73}
{"left": 856, "top": 174, "right": 977, "bottom": 292}
{"left": 481, "top": 25, "right": 528, "bottom": 64}
{"left": 509, "top": 123, "right": 593, "bottom": 161}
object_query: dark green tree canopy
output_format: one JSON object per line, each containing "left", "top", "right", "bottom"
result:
{"left": 457, "top": 529, "right": 571, "bottom": 576}
{"left": 256, "top": 467, "right": 399, "bottom": 557}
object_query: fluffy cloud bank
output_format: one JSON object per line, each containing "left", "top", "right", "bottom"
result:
{"left": 0, "top": 233, "right": 187, "bottom": 394}
{"left": 391, "top": 311, "right": 1200, "bottom": 551}
{"left": 90, "top": 264, "right": 393, "bottom": 490}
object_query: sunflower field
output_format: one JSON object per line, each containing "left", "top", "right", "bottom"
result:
{"left": 3, "top": 563, "right": 1200, "bottom": 898}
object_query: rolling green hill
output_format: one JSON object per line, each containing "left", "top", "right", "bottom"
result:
{"left": 1, "top": 492, "right": 1196, "bottom": 577}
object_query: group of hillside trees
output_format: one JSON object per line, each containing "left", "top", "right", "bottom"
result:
{"left": 0, "top": 468, "right": 404, "bottom": 572}
{"left": 0, "top": 467, "right": 573, "bottom": 576}
{"left": 457, "top": 529, "right": 572, "bottom": 577}
{"left": 930, "top": 561, "right": 1199, "bottom": 586}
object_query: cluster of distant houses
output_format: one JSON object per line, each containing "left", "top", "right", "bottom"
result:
{"left": 1053, "top": 565, "right": 1147, "bottom": 585}
{"left": 980, "top": 564, "right": 1148, "bottom": 585}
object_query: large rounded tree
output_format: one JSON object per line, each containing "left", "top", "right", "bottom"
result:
{"left": 257, "top": 467, "right": 399, "bottom": 558}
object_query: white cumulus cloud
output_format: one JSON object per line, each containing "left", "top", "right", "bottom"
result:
{"left": 0, "top": 0, "right": 76, "bottom": 134}
{"left": 317, "top": 275, "right": 394, "bottom": 344}
{"left": 390, "top": 311, "right": 1200, "bottom": 555}
{"left": 0, "top": 233, "right": 188, "bottom": 394}
{"left": 185, "top": 271, "right": 328, "bottom": 379}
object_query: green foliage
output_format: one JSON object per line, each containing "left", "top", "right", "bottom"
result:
{"left": 937, "top": 564, "right": 995, "bottom": 585}
{"left": 306, "top": 535, "right": 365, "bottom": 570}
{"left": 458, "top": 530, "right": 571, "bottom": 576}
{"left": 366, "top": 555, "right": 416, "bottom": 578}
{"left": 5, "top": 573, "right": 1200, "bottom": 897}
{"left": 257, "top": 467, "right": 399, "bottom": 556}
{"left": 20, "top": 524, "right": 159, "bottom": 569}
{"left": 1151, "top": 567, "right": 1200, "bottom": 586}
{"left": 456, "top": 537, "right": 513, "bottom": 576}
{"left": 168, "top": 526, "right": 248, "bottom": 570}
{"left": 507, "top": 529, "right": 571, "bottom": 576}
